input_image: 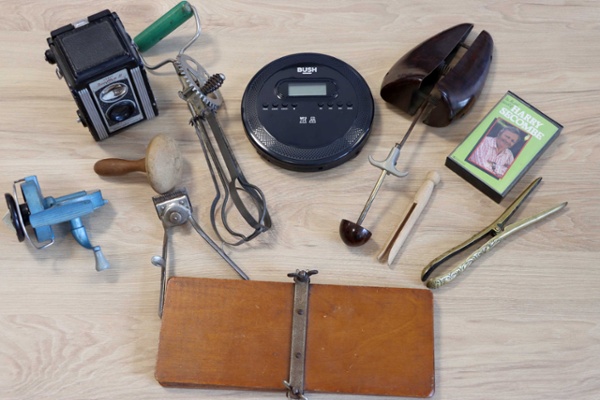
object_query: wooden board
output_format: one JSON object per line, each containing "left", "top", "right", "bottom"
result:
{"left": 155, "top": 277, "right": 435, "bottom": 397}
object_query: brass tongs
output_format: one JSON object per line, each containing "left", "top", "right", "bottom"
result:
{"left": 421, "top": 177, "right": 567, "bottom": 289}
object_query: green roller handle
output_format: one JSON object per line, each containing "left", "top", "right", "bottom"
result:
{"left": 134, "top": 1, "right": 194, "bottom": 53}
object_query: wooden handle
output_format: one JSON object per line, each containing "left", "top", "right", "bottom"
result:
{"left": 94, "top": 158, "right": 146, "bottom": 176}
{"left": 378, "top": 171, "right": 440, "bottom": 266}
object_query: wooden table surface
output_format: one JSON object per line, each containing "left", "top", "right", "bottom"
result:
{"left": 1, "top": 1, "right": 598, "bottom": 399}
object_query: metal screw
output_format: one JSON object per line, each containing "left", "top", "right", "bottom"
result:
{"left": 169, "top": 211, "right": 182, "bottom": 224}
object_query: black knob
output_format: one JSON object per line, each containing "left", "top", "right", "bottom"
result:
{"left": 5, "top": 193, "right": 26, "bottom": 242}
{"left": 44, "top": 49, "right": 56, "bottom": 64}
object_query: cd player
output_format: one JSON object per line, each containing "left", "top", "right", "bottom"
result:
{"left": 241, "top": 53, "right": 374, "bottom": 172}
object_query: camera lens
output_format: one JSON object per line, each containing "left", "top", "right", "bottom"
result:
{"left": 106, "top": 100, "right": 137, "bottom": 122}
{"left": 100, "top": 83, "right": 129, "bottom": 102}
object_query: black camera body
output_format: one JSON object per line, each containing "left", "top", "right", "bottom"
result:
{"left": 45, "top": 10, "right": 158, "bottom": 141}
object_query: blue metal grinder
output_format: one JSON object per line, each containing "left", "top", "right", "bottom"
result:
{"left": 4, "top": 176, "right": 109, "bottom": 271}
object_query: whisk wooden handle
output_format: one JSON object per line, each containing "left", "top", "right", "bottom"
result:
{"left": 94, "top": 158, "right": 146, "bottom": 176}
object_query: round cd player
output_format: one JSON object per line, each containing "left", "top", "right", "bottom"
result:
{"left": 241, "top": 53, "right": 374, "bottom": 172}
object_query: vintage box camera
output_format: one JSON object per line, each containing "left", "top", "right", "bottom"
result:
{"left": 45, "top": 10, "right": 158, "bottom": 141}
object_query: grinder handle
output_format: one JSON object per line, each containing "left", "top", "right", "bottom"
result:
{"left": 134, "top": 1, "right": 194, "bottom": 53}
{"left": 94, "top": 158, "right": 146, "bottom": 176}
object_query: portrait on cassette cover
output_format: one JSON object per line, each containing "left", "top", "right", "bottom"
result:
{"left": 466, "top": 119, "right": 528, "bottom": 179}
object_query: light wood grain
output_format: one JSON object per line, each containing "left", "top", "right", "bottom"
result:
{"left": 1, "top": 1, "right": 599, "bottom": 399}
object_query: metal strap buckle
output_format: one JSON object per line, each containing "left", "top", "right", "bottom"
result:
{"left": 284, "top": 269, "right": 318, "bottom": 400}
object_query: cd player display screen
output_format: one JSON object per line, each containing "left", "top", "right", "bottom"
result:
{"left": 287, "top": 82, "right": 327, "bottom": 97}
